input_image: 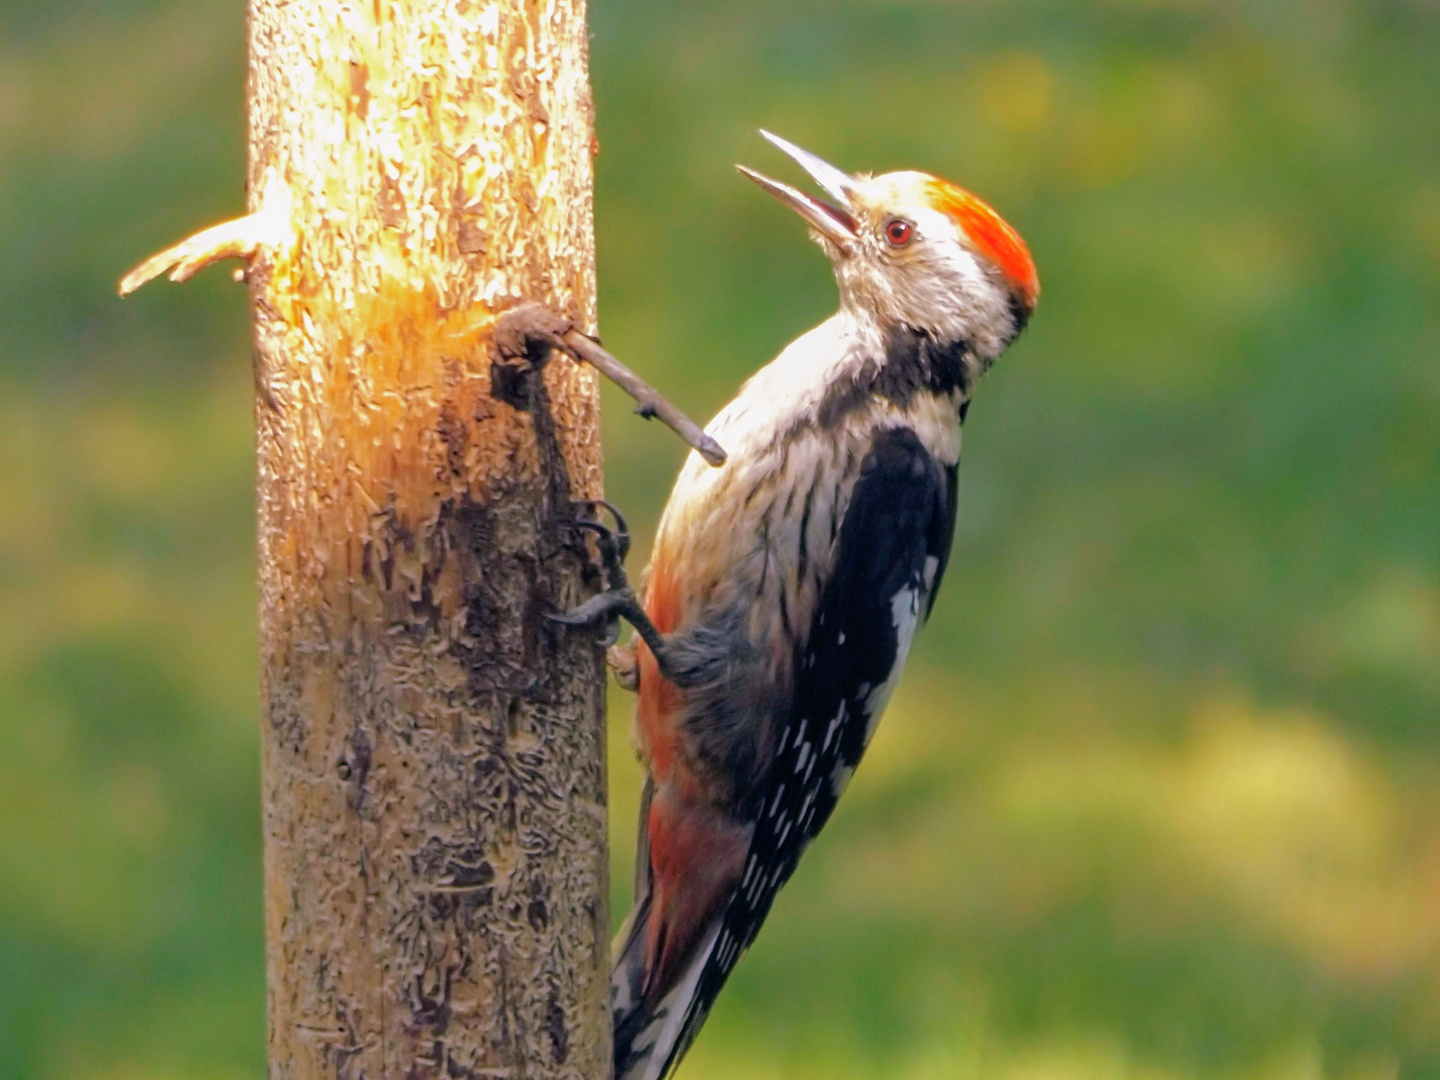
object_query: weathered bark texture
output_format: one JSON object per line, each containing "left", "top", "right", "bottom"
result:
{"left": 246, "top": 2, "right": 609, "bottom": 1078}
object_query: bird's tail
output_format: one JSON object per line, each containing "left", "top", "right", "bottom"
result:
{"left": 612, "top": 776, "right": 721, "bottom": 1080}
{"left": 611, "top": 894, "right": 721, "bottom": 1080}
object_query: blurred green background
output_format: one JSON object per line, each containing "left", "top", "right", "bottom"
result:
{"left": 2, "top": 0, "right": 1439, "bottom": 1077}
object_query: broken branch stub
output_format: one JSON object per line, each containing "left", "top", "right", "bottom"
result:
{"left": 117, "top": 212, "right": 267, "bottom": 296}
{"left": 493, "top": 302, "right": 727, "bottom": 467}
{"left": 561, "top": 330, "right": 727, "bottom": 467}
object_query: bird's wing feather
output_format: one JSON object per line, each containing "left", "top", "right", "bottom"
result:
{"left": 649, "top": 424, "right": 958, "bottom": 1080}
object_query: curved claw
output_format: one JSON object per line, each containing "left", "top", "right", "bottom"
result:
{"left": 577, "top": 498, "right": 631, "bottom": 561}
{"left": 546, "top": 589, "right": 628, "bottom": 648}
{"left": 545, "top": 588, "right": 634, "bottom": 628}
{"left": 571, "top": 518, "right": 623, "bottom": 566}
{"left": 587, "top": 498, "right": 630, "bottom": 539}
{"left": 598, "top": 616, "right": 622, "bottom": 649}
{"left": 545, "top": 605, "right": 604, "bottom": 628}
{"left": 570, "top": 519, "right": 612, "bottom": 539}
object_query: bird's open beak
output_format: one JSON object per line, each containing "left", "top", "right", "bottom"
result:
{"left": 738, "top": 131, "right": 859, "bottom": 251}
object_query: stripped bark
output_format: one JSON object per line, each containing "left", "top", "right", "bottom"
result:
{"left": 245, "top": 2, "right": 609, "bottom": 1077}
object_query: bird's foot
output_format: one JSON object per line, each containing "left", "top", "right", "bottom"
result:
{"left": 549, "top": 500, "right": 687, "bottom": 686}
{"left": 575, "top": 497, "right": 632, "bottom": 567}
{"left": 548, "top": 585, "right": 650, "bottom": 647}
{"left": 549, "top": 499, "right": 642, "bottom": 645}
{"left": 565, "top": 498, "right": 632, "bottom": 597}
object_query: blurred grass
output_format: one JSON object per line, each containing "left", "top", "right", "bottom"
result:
{"left": 2, "top": 0, "right": 1438, "bottom": 1077}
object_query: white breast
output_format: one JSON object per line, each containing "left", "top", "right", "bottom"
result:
{"left": 645, "top": 312, "right": 960, "bottom": 670}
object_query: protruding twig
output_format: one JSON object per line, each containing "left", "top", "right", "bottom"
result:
{"left": 494, "top": 303, "right": 727, "bottom": 468}
{"left": 559, "top": 330, "right": 727, "bottom": 467}
{"left": 117, "top": 209, "right": 277, "bottom": 297}
{"left": 122, "top": 221, "right": 730, "bottom": 470}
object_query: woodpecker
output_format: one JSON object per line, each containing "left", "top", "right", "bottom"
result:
{"left": 558, "top": 131, "right": 1038, "bottom": 1080}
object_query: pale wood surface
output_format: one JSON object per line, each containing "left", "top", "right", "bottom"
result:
{"left": 246, "top": 2, "right": 610, "bottom": 1077}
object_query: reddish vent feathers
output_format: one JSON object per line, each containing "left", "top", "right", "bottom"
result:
{"left": 636, "top": 559, "right": 685, "bottom": 783}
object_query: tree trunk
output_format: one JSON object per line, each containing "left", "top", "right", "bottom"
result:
{"left": 246, "top": 2, "right": 609, "bottom": 1078}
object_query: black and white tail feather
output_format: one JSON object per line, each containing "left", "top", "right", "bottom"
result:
{"left": 612, "top": 902, "right": 720, "bottom": 1080}
{"left": 611, "top": 773, "right": 719, "bottom": 1080}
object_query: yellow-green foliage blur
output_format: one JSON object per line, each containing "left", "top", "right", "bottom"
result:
{"left": 2, "top": 0, "right": 1438, "bottom": 1077}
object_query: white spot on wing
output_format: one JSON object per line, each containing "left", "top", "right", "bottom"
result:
{"left": 923, "top": 555, "right": 940, "bottom": 590}
{"left": 790, "top": 718, "right": 808, "bottom": 750}
{"left": 823, "top": 702, "right": 847, "bottom": 751}
{"left": 769, "top": 784, "right": 787, "bottom": 817}
{"left": 861, "top": 584, "right": 922, "bottom": 745}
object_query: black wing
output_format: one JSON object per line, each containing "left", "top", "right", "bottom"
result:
{"left": 661, "top": 425, "right": 958, "bottom": 1074}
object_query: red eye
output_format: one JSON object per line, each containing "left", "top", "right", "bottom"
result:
{"left": 884, "top": 218, "right": 914, "bottom": 247}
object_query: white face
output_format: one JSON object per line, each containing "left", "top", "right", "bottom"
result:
{"left": 826, "top": 172, "right": 1025, "bottom": 360}
{"left": 739, "top": 135, "right": 1036, "bottom": 361}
